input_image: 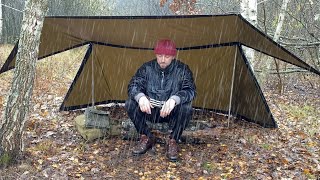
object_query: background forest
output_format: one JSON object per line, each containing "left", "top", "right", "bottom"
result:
{"left": 0, "top": 0, "right": 319, "bottom": 179}
{"left": 1, "top": 0, "right": 319, "bottom": 81}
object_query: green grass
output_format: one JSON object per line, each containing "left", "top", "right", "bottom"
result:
{"left": 280, "top": 103, "right": 319, "bottom": 137}
{"left": 287, "top": 105, "right": 316, "bottom": 119}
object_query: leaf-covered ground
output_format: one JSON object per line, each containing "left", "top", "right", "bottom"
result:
{"left": 0, "top": 45, "right": 319, "bottom": 179}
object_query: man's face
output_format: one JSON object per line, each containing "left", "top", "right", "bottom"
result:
{"left": 156, "top": 54, "right": 175, "bottom": 69}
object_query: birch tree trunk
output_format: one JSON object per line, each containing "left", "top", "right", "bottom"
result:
{"left": 0, "top": 0, "right": 3, "bottom": 43}
{"left": 0, "top": 0, "right": 48, "bottom": 166}
{"left": 261, "top": 0, "right": 290, "bottom": 92}
{"left": 318, "top": 46, "right": 320, "bottom": 66}
{"left": 240, "top": 0, "right": 257, "bottom": 70}
{"left": 273, "top": 0, "right": 290, "bottom": 42}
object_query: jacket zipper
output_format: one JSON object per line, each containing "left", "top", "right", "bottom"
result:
{"left": 161, "top": 71, "right": 164, "bottom": 89}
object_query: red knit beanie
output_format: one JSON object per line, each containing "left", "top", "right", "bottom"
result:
{"left": 154, "top": 39, "right": 177, "bottom": 56}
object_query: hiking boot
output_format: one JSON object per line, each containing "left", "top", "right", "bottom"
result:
{"left": 132, "top": 134, "right": 155, "bottom": 155}
{"left": 166, "top": 138, "right": 178, "bottom": 161}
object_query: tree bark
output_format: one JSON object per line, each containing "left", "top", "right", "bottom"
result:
{"left": 240, "top": 0, "right": 257, "bottom": 70}
{"left": 273, "top": 0, "right": 290, "bottom": 42}
{"left": 261, "top": 0, "right": 290, "bottom": 92}
{"left": 0, "top": 0, "right": 3, "bottom": 43}
{"left": 318, "top": 45, "right": 320, "bottom": 66}
{"left": 240, "top": 0, "right": 258, "bottom": 25}
{"left": 0, "top": 0, "right": 48, "bottom": 166}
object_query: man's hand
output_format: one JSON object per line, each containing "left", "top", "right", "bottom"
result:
{"left": 160, "top": 98, "right": 176, "bottom": 118}
{"left": 138, "top": 96, "right": 153, "bottom": 114}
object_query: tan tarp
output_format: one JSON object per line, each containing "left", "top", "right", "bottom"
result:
{"left": 2, "top": 14, "right": 319, "bottom": 127}
{"left": 3, "top": 15, "right": 319, "bottom": 72}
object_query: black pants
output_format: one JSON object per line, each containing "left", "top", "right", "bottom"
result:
{"left": 125, "top": 98, "right": 193, "bottom": 141}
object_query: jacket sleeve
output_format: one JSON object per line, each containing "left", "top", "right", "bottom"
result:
{"left": 128, "top": 64, "right": 147, "bottom": 101}
{"left": 174, "top": 65, "right": 196, "bottom": 104}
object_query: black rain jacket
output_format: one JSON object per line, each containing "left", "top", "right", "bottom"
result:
{"left": 128, "top": 59, "right": 196, "bottom": 104}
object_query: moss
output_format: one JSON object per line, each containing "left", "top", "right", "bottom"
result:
{"left": 0, "top": 153, "right": 14, "bottom": 167}
{"left": 202, "top": 162, "right": 214, "bottom": 171}
{"left": 261, "top": 143, "right": 272, "bottom": 150}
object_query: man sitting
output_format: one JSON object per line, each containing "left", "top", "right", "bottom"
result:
{"left": 125, "top": 39, "right": 196, "bottom": 161}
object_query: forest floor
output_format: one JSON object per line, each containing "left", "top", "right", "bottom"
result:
{"left": 0, "top": 44, "right": 319, "bottom": 179}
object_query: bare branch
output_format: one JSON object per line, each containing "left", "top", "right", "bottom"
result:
{"left": 279, "top": 41, "right": 320, "bottom": 47}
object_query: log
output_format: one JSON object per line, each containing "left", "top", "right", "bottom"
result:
{"left": 120, "top": 118, "right": 216, "bottom": 144}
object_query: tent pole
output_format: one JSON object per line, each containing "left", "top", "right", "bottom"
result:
{"left": 91, "top": 45, "right": 95, "bottom": 107}
{"left": 227, "top": 46, "right": 238, "bottom": 127}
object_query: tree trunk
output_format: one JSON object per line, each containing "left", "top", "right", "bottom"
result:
{"left": 0, "top": 0, "right": 3, "bottom": 43}
{"left": 240, "top": 0, "right": 257, "bottom": 26}
{"left": 261, "top": 0, "right": 290, "bottom": 92}
{"left": 0, "top": 0, "right": 48, "bottom": 166}
{"left": 318, "top": 45, "right": 320, "bottom": 67}
{"left": 240, "top": 0, "right": 257, "bottom": 70}
{"left": 273, "top": 0, "right": 290, "bottom": 42}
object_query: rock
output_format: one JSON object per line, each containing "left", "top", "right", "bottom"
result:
{"left": 91, "top": 168, "right": 100, "bottom": 173}
{"left": 238, "top": 138, "right": 247, "bottom": 144}
{"left": 41, "top": 104, "right": 48, "bottom": 110}
{"left": 45, "top": 131, "right": 56, "bottom": 137}
{"left": 19, "top": 171, "right": 30, "bottom": 180}
{"left": 48, "top": 95, "right": 54, "bottom": 100}
{"left": 34, "top": 103, "right": 41, "bottom": 110}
